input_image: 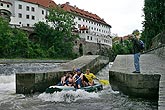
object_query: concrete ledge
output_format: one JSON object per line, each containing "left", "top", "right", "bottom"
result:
{"left": 109, "top": 54, "right": 163, "bottom": 100}
{"left": 109, "top": 71, "right": 161, "bottom": 100}
{"left": 16, "top": 55, "right": 109, "bottom": 94}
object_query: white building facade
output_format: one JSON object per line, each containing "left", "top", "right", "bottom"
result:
{"left": 61, "top": 2, "right": 112, "bottom": 48}
{"left": 11, "top": 0, "right": 56, "bottom": 27}
{"left": 0, "top": 0, "right": 56, "bottom": 27}
{"left": 74, "top": 16, "right": 112, "bottom": 46}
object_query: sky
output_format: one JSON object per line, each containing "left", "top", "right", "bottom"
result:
{"left": 53, "top": 0, "right": 144, "bottom": 37}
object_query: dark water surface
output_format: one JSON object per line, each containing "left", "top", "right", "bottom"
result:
{"left": 0, "top": 63, "right": 157, "bottom": 110}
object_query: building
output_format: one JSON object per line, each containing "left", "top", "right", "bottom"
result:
{"left": 0, "top": 0, "right": 13, "bottom": 21}
{"left": 0, "top": 0, "right": 57, "bottom": 27}
{"left": 61, "top": 2, "right": 112, "bottom": 55}
{"left": 0, "top": 0, "right": 112, "bottom": 55}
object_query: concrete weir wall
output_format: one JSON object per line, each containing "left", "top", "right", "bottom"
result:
{"left": 109, "top": 55, "right": 162, "bottom": 100}
{"left": 16, "top": 55, "right": 109, "bottom": 94}
{"left": 109, "top": 71, "right": 160, "bottom": 99}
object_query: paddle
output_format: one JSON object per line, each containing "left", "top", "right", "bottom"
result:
{"left": 98, "top": 79, "right": 109, "bottom": 85}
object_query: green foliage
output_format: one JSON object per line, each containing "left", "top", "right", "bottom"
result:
{"left": 142, "top": 0, "right": 165, "bottom": 49}
{"left": 0, "top": 17, "right": 30, "bottom": 58}
{"left": 112, "top": 38, "right": 133, "bottom": 57}
{"left": 33, "top": 7, "right": 78, "bottom": 59}
{"left": 0, "top": 7, "right": 78, "bottom": 59}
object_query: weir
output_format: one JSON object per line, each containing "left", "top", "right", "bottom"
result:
{"left": 109, "top": 54, "right": 161, "bottom": 99}
{"left": 109, "top": 45, "right": 165, "bottom": 109}
{"left": 16, "top": 55, "right": 109, "bottom": 94}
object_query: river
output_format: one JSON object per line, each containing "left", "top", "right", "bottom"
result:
{"left": 0, "top": 63, "right": 157, "bottom": 110}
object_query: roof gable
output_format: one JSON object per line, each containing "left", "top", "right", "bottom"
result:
{"left": 22, "top": 0, "right": 57, "bottom": 8}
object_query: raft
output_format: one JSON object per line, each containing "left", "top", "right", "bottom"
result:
{"left": 45, "top": 84, "right": 103, "bottom": 93}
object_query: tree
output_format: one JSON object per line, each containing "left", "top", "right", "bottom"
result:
{"left": 0, "top": 17, "right": 30, "bottom": 58}
{"left": 33, "top": 7, "right": 78, "bottom": 58}
{"left": 142, "top": 0, "right": 165, "bottom": 49}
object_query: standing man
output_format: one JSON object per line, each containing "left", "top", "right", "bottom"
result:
{"left": 131, "top": 30, "right": 141, "bottom": 73}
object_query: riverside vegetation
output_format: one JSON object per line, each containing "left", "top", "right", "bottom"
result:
{"left": 0, "top": 7, "right": 78, "bottom": 59}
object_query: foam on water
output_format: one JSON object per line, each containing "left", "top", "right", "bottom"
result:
{"left": 0, "top": 74, "right": 15, "bottom": 92}
{"left": 38, "top": 89, "right": 99, "bottom": 103}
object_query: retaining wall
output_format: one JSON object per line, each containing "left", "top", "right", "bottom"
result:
{"left": 109, "top": 54, "right": 163, "bottom": 100}
{"left": 109, "top": 71, "right": 160, "bottom": 100}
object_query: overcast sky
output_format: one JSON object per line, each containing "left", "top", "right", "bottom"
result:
{"left": 54, "top": 0, "right": 144, "bottom": 37}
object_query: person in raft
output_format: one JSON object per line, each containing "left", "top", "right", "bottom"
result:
{"left": 57, "top": 72, "right": 73, "bottom": 86}
{"left": 72, "top": 68, "right": 84, "bottom": 89}
{"left": 84, "top": 69, "right": 98, "bottom": 86}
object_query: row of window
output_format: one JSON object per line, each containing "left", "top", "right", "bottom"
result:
{"left": 78, "top": 24, "right": 109, "bottom": 34}
{"left": 77, "top": 17, "right": 109, "bottom": 28}
{"left": 18, "top": 22, "right": 31, "bottom": 27}
{"left": 18, "top": 4, "right": 45, "bottom": 15}
{"left": 86, "top": 36, "right": 111, "bottom": 44}
{"left": 0, "top": 3, "right": 10, "bottom": 8}
{"left": 18, "top": 13, "right": 35, "bottom": 20}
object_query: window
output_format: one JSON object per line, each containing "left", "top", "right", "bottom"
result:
{"left": 42, "top": 10, "right": 44, "bottom": 15}
{"left": 90, "top": 37, "right": 92, "bottom": 40}
{"left": 18, "top": 4, "right": 22, "bottom": 9}
{"left": 26, "top": 15, "right": 29, "bottom": 19}
{"left": 26, "top": 6, "right": 29, "bottom": 11}
{"left": 31, "top": 15, "right": 35, "bottom": 20}
{"left": 1, "top": 3, "right": 3, "bottom": 6}
{"left": 18, "top": 13, "right": 22, "bottom": 18}
{"left": 31, "top": 7, "right": 35, "bottom": 12}
{"left": 27, "top": 24, "right": 30, "bottom": 27}
{"left": 78, "top": 18, "right": 81, "bottom": 20}
{"left": 78, "top": 24, "right": 81, "bottom": 28}
{"left": 7, "top": 4, "right": 9, "bottom": 8}
{"left": 87, "top": 36, "right": 89, "bottom": 40}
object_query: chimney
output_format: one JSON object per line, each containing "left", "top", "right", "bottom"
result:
{"left": 66, "top": 2, "right": 70, "bottom": 5}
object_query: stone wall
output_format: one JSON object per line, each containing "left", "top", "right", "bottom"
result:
{"left": 109, "top": 54, "right": 162, "bottom": 100}
{"left": 73, "top": 39, "right": 111, "bottom": 55}
{"left": 109, "top": 71, "right": 160, "bottom": 100}
{"left": 146, "top": 45, "right": 165, "bottom": 58}
{"left": 151, "top": 31, "right": 165, "bottom": 48}
{"left": 146, "top": 31, "right": 165, "bottom": 58}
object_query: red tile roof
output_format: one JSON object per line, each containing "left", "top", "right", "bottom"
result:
{"left": 22, "top": 0, "right": 57, "bottom": 8}
{"left": 60, "top": 2, "right": 111, "bottom": 27}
